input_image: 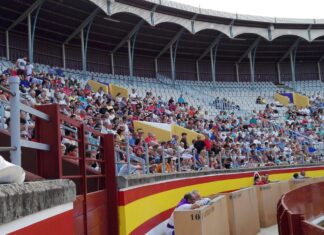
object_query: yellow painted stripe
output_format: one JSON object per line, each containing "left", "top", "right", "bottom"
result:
{"left": 118, "top": 170, "right": 324, "bottom": 234}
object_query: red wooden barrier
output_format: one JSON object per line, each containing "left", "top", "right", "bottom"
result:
{"left": 36, "top": 104, "right": 118, "bottom": 235}
{"left": 277, "top": 182, "right": 324, "bottom": 235}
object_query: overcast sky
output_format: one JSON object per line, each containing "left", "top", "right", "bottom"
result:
{"left": 172, "top": 0, "right": 324, "bottom": 19}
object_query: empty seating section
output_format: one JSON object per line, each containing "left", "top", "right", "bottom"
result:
{"left": 284, "top": 80, "right": 324, "bottom": 97}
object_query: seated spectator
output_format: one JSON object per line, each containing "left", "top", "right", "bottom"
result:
{"left": 118, "top": 157, "right": 142, "bottom": 176}
{"left": 253, "top": 172, "right": 269, "bottom": 185}
{"left": 191, "top": 190, "right": 212, "bottom": 206}
{"left": 145, "top": 132, "right": 158, "bottom": 145}
{"left": 65, "top": 144, "right": 78, "bottom": 158}
{"left": 16, "top": 57, "right": 27, "bottom": 77}
{"left": 180, "top": 132, "right": 188, "bottom": 149}
{"left": 256, "top": 96, "right": 262, "bottom": 104}
{"left": 177, "top": 94, "right": 185, "bottom": 104}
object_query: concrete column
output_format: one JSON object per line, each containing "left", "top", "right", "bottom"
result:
{"left": 128, "top": 40, "right": 133, "bottom": 77}
{"left": 290, "top": 51, "right": 296, "bottom": 83}
{"left": 28, "top": 14, "right": 32, "bottom": 62}
{"left": 210, "top": 49, "right": 216, "bottom": 82}
{"left": 170, "top": 46, "right": 175, "bottom": 81}
{"left": 154, "top": 58, "right": 158, "bottom": 78}
{"left": 235, "top": 63, "right": 240, "bottom": 82}
{"left": 196, "top": 61, "right": 200, "bottom": 81}
{"left": 6, "top": 31, "right": 9, "bottom": 60}
{"left": 290, "top": 51, "right": 296, "bottom": 89}
{"left": 317, "top": 62, "right": 322, "bottom": 81}
{"left": 249, "top": 51, "right": 255, "bottom": 83}
{"left": 62, "top": 44, "right": 66, "bottom": 69}
{"left": 277, "top": 63, "right": 281, "bottom": 83}
{"left": 111, "top": 53, "right": 115, "bottom": 75}
{"left": 80, "top": 29, "right": 86, "bottom": 73}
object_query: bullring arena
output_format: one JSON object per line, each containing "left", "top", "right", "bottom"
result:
{"left": 0, "top": 0, "right": 324, "bottom": 234}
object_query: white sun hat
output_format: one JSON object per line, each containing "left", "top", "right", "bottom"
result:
{"left": 0, "top": 155, "right": 25, "bottom": 184}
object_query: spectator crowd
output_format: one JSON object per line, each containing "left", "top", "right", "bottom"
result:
{"left": 0, "top": 57, "right": 323, "bottom": 175}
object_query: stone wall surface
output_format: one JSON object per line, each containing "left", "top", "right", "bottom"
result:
{"left": 0, "top": 179, "right": 76, "bottom": 224}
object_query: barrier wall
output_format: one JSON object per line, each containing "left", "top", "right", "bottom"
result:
{"left": 133, "top": 121, "right": 171, "bottom": 142}
{"left": 278, "top": 182, "right": 324, "bottom": 235}
{"left": 0, "top": 180, "right": 76, "bottom": 235}
{"left": 312, "top": 176, "right": 324, "bottom": 183}
{"left": 132, "top": 121, "right": 204, "bottom": 143}
{"left": 293, "top": 92, "right": 310, "bottom": 109}
{"left": 222, "top": 187, "right": 260, "bottom": 235}
{"left": 289, "top": 178, "right": 314, "bottom": 190}
{"left": 171, "top": 124, "right": 205, "bottom": 143}
{"left": 117, "top": 166, "right": 324, "bottom": 235}
{"left": 174, "top": 196, "right": 230, "bottom": 235}
{"left": 256, "top": 181, "right": 289, "bottom": 227}
{"left": 274, "top": 93, "right": 290, "bottom": 106}
{"left": 87, "top": 80, "right": 109, "bottom": 93}
{"left": 109, "top": 83, "right": 129, "bottom": 98}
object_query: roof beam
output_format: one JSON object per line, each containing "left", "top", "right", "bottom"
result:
{"left": 278, "top": 38, "right": 301, "bottom": 63}
{"left": 155, "top": 28, "right": 185, "bottom": 59}
{"left": 112, "top": 5, "right": 158, "bottom": 53}
{"left": 156, "top": 14, "right": 197, "bottom": 59}
{"left": 63, "top": 7, "right": 100, "bottom": 44}
{"left": 237, "top": 37, "right": 261, "bottom": 63}
{"left": 7, "top": 0, "right": 45, "bottom": 32}
{"left": 318, "top": 54, "right": 324, "bottom": 63}
{"left": 197, "top": 34, "right": 223, "bottom": 61}
{"left": 112, "top": 20, "right": 144, "bottom": 53}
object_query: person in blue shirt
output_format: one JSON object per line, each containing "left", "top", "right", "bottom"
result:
{"left": 278, "top": 139, "right": 286, "bottom": 150}
{"left": 177, "top": 94, "right": 185, "bottom": 104}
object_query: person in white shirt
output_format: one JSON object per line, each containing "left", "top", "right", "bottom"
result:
{"left": 191, "top": 190, "right": 212, "bottom": 206}
{"left": 95, "top": 87, "right": 104, "bottom": 98}
{"left": 26, "top": 61, "right": 34, "bottom": 77}
{"left": 130, "top": 89, "right": 137, "bottom": 99}
{"left": 16, "top": 57, "right": 27, "bottom": 76}
{"left": 27, "top": 90, "right": 37, "bottom": 106}
{"left": 101, "top": 121, "right": 116, "bottom": 135}
{"left": 130, "top": 89, "right": 138, "bottom": 110}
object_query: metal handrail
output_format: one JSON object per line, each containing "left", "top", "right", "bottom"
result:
{"left": 1, "top": 76, "right": 51, "bottom": 166}
{"left": 0, "top": 85, "right": 15, "bottom": 97}
{"left": 0, "top": 146, "right": 16, "bottom": 152}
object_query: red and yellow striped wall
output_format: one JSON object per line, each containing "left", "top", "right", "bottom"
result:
{"left": 117, "top": 166, "right": 324, "bottom": 235}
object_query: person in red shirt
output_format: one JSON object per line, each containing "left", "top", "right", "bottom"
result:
{"left": 145, "top": 132, "right": 158, "bottom": 145}
{"left": 146, "top": 102, "right": 155, "bottom": 112}
{"left": 203, "top": 133, "right": 212, "bottom": 152}
{"left": 254, "top": 172, "right": 269, "bottom": 185}
{"left": 169, "top": 102, "right": 176, "bottom": 112}
{"left": 254, "top": 175, "right": 266, "bottom": 185}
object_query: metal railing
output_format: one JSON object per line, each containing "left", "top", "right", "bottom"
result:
{"left": 114, "top": 123, "right": 323, "bottom": 176}
{"left": 0, "top": 76, "right": 50, "bottom": 166}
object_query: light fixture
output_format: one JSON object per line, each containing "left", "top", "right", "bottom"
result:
{"left": 103, "top": 17, "right": 120, "bottom": 23}
{"left": 231, "top": 38, "right": 247, "bottom": 41}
